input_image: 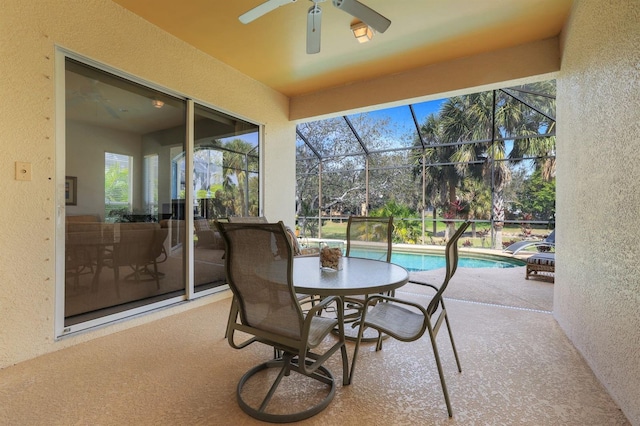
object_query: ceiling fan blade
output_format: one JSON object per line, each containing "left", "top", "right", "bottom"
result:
{"left": 103, "top": 104, "right": 121, "bottom": 119}
{"left": 239, "top": 0, "right": 297, "bottom": 24}
{"left": 332, "top": 0, "right": 391, "bottom": 33}
{"left": 306, "top": 5, "right": 322, "bottom": 54}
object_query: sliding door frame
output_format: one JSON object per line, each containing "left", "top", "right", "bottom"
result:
{"left": 54, "top": 48, "right": 259, "bottom": 338}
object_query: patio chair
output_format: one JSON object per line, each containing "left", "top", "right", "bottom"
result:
{"left": 285, "top": 225, "right": 320, "bottom": 257}
{"left": 216, "top": 221, "right": 348, "bottom": 423}
{"left": 222, "top": 217, "right": 319, "bottom": 339}
{"left": 342, "top": 216, "right": 394, "bottom": 334}
{"left": 345, "top": 216, "right": 394, "bottom": 262}
{"left": 504, "top": 229, "right": 555, "bottom": 255}
{"left": 228, "top": 216, "right": 318, "bottom": 255}
{"left": 350, "top": 221, "right": 470, "bottom": 418}
{"left": 227, "top": 215, "right": 268, "bottom": 223}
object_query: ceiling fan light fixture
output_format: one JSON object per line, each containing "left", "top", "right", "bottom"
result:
{"left": 351, "top": 21, "right": 373, "bottom": 43}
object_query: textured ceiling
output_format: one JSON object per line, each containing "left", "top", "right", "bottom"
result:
{"left": 112, "top": 0, "right": 572, "bottom": 98}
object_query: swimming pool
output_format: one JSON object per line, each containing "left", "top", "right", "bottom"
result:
{"left": 349, "top": 248, "right": 523, "bottom": 272}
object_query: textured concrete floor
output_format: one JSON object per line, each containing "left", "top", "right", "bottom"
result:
{"left": 0, "top": 267, "right": 630, "bottom": 425}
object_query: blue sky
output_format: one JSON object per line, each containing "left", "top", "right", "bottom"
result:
{"left": 350, "top": 98, "right": 447, "bottom": 145}
{"left": 365, "top": 98, "right": 445, "bottom": 126}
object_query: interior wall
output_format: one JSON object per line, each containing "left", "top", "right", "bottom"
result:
{"left": 67, "top": 121, "right": 142, "bottom": 219}
{"left": 142, "top": 124, "right": 188, "bottom": 218}
{"left": 0, "top": 0, "right": 293, "bottom": 368}
{"left": 555, "top": 0, "right": 640, "bottom": 423}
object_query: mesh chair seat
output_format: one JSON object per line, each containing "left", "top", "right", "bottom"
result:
{"left": 308, "top": 315, "right": 339, "bottom": 346}
{"left": 362, "top": 302, "right": 426, "bottom": 341}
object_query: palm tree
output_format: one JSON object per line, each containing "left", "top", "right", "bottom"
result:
{"left": 370, "top": 200, "right": 418, "bottom": 243}
{"left": 459, "top": 176, "right": 492, "bottom": 237}
{"left": 411, "top": 113, "right": 462, "bottom": 240}
{"left": 438, "top": 83, "right": 556, "bottom": 248}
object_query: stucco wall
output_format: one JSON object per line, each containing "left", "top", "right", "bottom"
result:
{"left": 0, "top": 0, "right": 294, "bottom": 368}
{"left": 556, "top": 0, "right": 640, "bottom": 423}
{"left": 290, "top": 37, "right": 561, "bottom": 121}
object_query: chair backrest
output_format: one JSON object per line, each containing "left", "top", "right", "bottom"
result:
{"left": 228, "top": 216, "right": 268, "bottom": 223}
{"left": 427, "top": 221, "right": 470, "bottom": 316}
{"left": 151, "top": 227, "right": 168, "bottom": 259}
{"left": 111, "top": 223, "right": 160, "bottom": 266}
{"left": 284, "top": 225, "right": 302, "bottom": 256}
{"left": 345, "top": 216, "right": 394, "bottom": 263}
{"left": 216, "top": 221, "right": 304, "bottom": 341}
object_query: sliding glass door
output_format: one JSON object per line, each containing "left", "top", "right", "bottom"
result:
{"left": 192, "top": 104, "right": 260, "bottom": 292}
{"left": 62, "top": 55, "right": 259, "bottom": 331}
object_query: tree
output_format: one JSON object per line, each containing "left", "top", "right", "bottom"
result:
{"left": 221, "top": 139, "right": 255, "bottom": 216}
{"left": 459, "top": 176, "right": 492, "bottom": 236}
{"left": 105, "top": 163, "right": 129, "bottom": 214}
{"left": 516, "top": 169, "right": 556, "bottom": 221}
{"left": 437, "top": 83, "right": 556, "bottom": 248}
{"left": 410, "top": 113, "right": 462, "bottom": 239}
{"left": 296, "top": 82, "right": 556, "bottom": 247}
{"left": 370, "top": 201, "right": 419, "bottom": 243}
{"left": 296, "top": 113, "right": 417, "bottom": 236}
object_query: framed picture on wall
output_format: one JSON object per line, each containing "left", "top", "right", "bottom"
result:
{"left": 65, "top": 176, "right": 77, "bottom": 206}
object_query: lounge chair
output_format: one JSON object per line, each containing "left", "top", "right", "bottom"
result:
{"left": 504, "top": 229, "right": 555, "bottom": 255}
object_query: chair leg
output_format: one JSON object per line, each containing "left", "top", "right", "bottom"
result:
{"left": 224, "top": 296, "right": 237, "bottom": 339}
{"left": 428, "top": 323, "right": 454, "bottom": 418}
{"left": 152, "top": 260, "right": 160, "bottom": 289}
{"left": 113, "top": 266, "right": 121, "bottom": 298}
{"left": 442, "top": 302, "right": 462, "bottom": 373}
{"left": 340, "top": 342, "right": 349, "bottom": 386}
{"left": 375, "top": 333, "right": 384, "bottom": 351}
{"left": 349, "top": 317, "right": 367, "bottom": 385}
{"left": 237, "top": 353, "right": 338, "bottom": 423}
{"left": 259, "top": 353, "right": 292, "bottom": 411}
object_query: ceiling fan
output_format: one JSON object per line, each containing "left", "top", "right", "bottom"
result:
{"left": 239, "top": 0, "right": 391, "bottom": 54}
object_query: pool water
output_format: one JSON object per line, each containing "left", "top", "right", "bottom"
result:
{"left": 348, "top": 249, "right": 521, "bottom": 272}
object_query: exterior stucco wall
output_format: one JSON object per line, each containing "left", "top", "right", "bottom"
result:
{"left": 556, "top": 0, "right": 640, "bottom": 423}
{"left": 290, "top": 37, "right": 561, "bottom": 121}
{"left": 0, "top": 0, "right": 294, "bottom": 368}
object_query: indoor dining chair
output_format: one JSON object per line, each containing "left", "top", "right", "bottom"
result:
{"left": 216, "top": 221, "right": 348, "bottom": 423}
{"left": 350, "top": 220, "right": 471, "bottom": 418}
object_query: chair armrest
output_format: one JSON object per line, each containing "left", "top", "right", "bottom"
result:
{"left": 361, "top": 294, "right": 428, "bottom": 316}
{"left": 305, "top": 295, "right": 341, "bottom": 318}
{"left": 406, "top": 279, "right": 439, "bottom": 292}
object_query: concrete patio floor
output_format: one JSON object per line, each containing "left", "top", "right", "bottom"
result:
{"left": 0, "top": 265, "right": 629, "bottom": 425}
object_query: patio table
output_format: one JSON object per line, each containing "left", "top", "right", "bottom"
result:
{"left": 293, "top": 256, "right": 409, "bottom": 383}
{"left": 293, "top": 256, "right": 408, "bottom": 297}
